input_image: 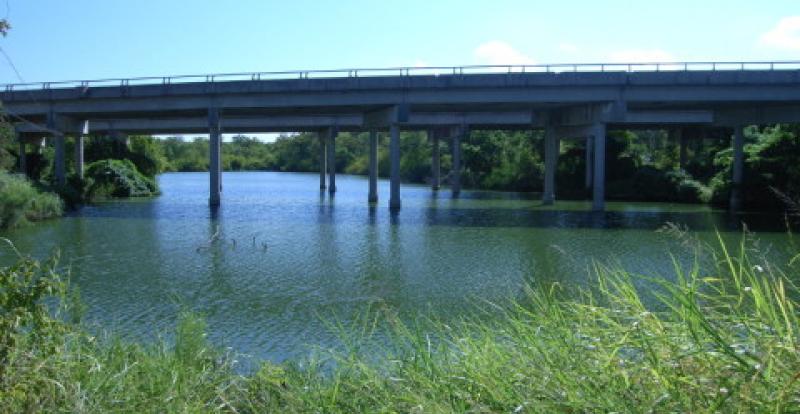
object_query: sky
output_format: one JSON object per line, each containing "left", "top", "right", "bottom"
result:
{"left": 0, "top": 0, "right": 797, "bottom": 139}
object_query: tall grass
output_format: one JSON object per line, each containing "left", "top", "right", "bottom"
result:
{"left": 1, "top": 233, "right": 798, "bottom": 412}
{"left": 0, "top": 172, "right": 62, "bottom": 229}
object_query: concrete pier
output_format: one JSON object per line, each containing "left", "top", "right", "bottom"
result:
{"left": 543, "top": 126, "right": 557, "bottom": 204}
{"left": 54, "top": 137, "right": 65, "bottom": 186}
{"left": 326, "top": 127, "right": 337, "bottom": 194}
{"left": 430, "top": 129, "right": 440, "bottom": 191}
{"left": 585, "top": 136, "right": 593, "bottom": 189}
{"left": 730, "top": 125, "right": 745, "bottom": 211}
{"left": 592, "top": 123, "right": 607, "bottom": 212}
{"left": 389, "top": 124, "right": 401, "bottom": 210}
{"left": 318, "top": 131, "right": 327, "bottom": 190}
{"left": 368, "top": 130, "right": 379, "bottom": 203}
{"left": 451, "top": 126, "right": 464, "bottom": 196}
{"left": 74, "top": 135, "right": 84, "bottom": 179}
{"left": 674, "top": 128, "right": 687, "bottom": 170}
{"left": 74, "top": 122, "right": 88, "bottom": 179}
{"left": 47, "top": 112, "right": 66, "bottom": 186}
{"left": 208, "top": 108, "right": 221, "bottom": 206}
{"left": 17, "top": 139, "right": 25, "bottom": 175}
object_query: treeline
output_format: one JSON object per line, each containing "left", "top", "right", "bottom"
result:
{"left": 12, "top": 125, "right": 800, "bottom": 211}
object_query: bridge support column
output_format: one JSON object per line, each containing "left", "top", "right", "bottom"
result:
{"left": 730, "top": 125, "right": 745, "bottom": 211}
{"left": 54, "top": 137, "right": 65, "bottom": 186}
{"left": 17, "top": 137, "right": 26, "bottom": 176}
{"left": 585, "top": 136, "right": 593, "bottom": 189}
{"left": 389, "top": 124, "right": 401, "bottom": 210}
{"left": 543, "top": 126, "right": 557, "bottom": 204}
{"left": 75, "top": 135, "right": 85, "bottom": 179}
{"left": 318, "top": 132, "right": 327, "bottom": 190}
{"left": 674, "top": 128, "right": 687, "bottom": 170}
{"left": 47, "top": 112, "right": 66, "bottom": 186}
{"left": 451, "top": 126, "right": 465, "bottom": 197}
{"left": 208, "top": 108, "right": 221, "bottom": 206}
{"left": 592, "top": 123, "right": 606, "bottom": 212}
{"left": 326, "top": 127, "right": 337, "bottom": 194}
{"left": 74, "top": 120, "right": 88, "bottom": 179}
{"left": 368, "top": 130, "right": 379, "bottom": 203}
{"left": 430, "top": 129, "right": 440, "bottom": 191}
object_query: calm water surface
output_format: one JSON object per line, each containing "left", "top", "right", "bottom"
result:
{"left": 1, "top": 172, "right": 795, "bottom": 363}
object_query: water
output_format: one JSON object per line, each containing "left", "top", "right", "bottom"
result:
{"left": 1, "top": 172, "right": 795, "bottom": 363}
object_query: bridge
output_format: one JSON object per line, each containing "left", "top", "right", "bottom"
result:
{"left": 3, "top": 61, "right": 800, "bottom": 211}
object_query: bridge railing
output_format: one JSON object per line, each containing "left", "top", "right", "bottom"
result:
{"left": 4, "top": 61, "right": 800, "bottom": 92}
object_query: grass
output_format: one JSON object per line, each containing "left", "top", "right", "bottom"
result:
{"left": 0, "top": 172, "right": 63, "bottom": 229}
{"left": 0, "top": 232, "right": 799, "bottom": 413}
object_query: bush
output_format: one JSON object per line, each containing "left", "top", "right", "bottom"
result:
{"left": 83, "top": 159, "right": 159, "bottom": 199}
{"left": 0, "top": 172, "right": 62, "bottom": 229}
{"left": 710, "top": 126, "right": 800, "bottom": 210}
{"left": 607, "top": 167, "right": 709, "bottom": 203}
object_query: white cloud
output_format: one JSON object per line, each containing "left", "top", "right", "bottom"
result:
{"left": 558, "top": 42, "right": 579, "bottom": 53}
{"left": 606, "top": 49, "right": 675, "bottom": 63}
{"left": 760, "top": 16, "right": 800, "bottom": 50}
{"left": 413, "top": 59, "right": 429, "bottom": 68}
{"left": 474, "top": 41, "right": 535, "bottom": 66}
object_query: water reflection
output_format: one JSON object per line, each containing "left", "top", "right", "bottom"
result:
{"left": 0, "top": 171, "right": 793, "bottom": 364}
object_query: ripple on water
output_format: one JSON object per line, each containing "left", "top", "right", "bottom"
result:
{"left": 0, "top": 171, "right": 793, "bottom": 363}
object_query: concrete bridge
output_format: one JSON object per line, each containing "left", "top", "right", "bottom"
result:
{"left": 3, "top": 61, "right": 800, "bottom": 211}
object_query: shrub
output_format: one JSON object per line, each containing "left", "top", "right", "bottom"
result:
{"left": 0, "top": 172, "right": 62, "bottom": 229}
{"left": 84, "top": 159, "right": 159, "bottom": 199}
{"left": 710, "top": 126, "right": 800, "bottom": 210}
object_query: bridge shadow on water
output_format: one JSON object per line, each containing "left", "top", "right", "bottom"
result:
{"left": 68, "top": 198, "right": 793, "bottom": 233}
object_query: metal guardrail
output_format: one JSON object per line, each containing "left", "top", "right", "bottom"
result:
{"left": 3, "top": 61, "right": 800, "bottom": 92}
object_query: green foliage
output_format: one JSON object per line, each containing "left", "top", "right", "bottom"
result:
{"left": 0, "top": 243, "right": 67, "bottom": 379}
{"left": 628, "top": 167, "right": 709, "bottom": 203}
{"left": 83, "top": 159, "right": 159, "bottom": 199}
{"left": 0, "top": 172, "right": 62, "bottom": 229}
{"left": 710, "top": 125, "right": 800, "bottom": 209}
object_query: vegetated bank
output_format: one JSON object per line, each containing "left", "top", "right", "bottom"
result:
{"left": 0, "top": 172, "right": 62, "bottom": 229}
{"left": 11, "top": 123, "right": 800, "bottom": 212}
{"left": 1, "top": 231, "right": 798, "bottom": 412}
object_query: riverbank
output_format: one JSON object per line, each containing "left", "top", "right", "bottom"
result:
{"left": 0, "top": 172, "right": 62, "bottom": 229}
{"left": 1, "top": 233, "right": 797, "bottom": 412}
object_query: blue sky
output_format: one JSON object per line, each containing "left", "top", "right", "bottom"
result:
{"left": 0, "top": 0, "right": 798, "bottom": 84}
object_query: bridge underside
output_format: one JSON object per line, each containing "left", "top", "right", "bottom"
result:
{"left": 5, "top": 70, "right": 800, "bottom": 211}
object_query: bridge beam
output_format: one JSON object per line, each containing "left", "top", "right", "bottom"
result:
{"left": 208, "top": 108, "right": 221, "bottom": 206}
{"left": 368, "top": 130, "right": 378, "bottom": 203}
{"left": 325, "top": 126, "right": 338, "bottom": 194}
{"left": 543, "top": 126, "right": 557, "bottom": 205}
{"left": 592, "top": 123, "right": 607, "bottom": 212}
{"left": 389, "top": 123, "right": 401, "bottom": 210}
{"left": 730, "top": 125, "right": 745, "bottom": 211}
{"left": 318, "top": 131, "right": 326, "bottom": 190}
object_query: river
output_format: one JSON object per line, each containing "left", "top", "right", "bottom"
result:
{"left": 1, "top": 172, "right": 795, "bottom": 364}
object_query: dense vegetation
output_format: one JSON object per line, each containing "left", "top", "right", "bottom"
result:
{"left": 1, "top": 233, "right": 798, "bottom": 412}
{"left": 0, "top": 172, "right": 62, "bottom": 229}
